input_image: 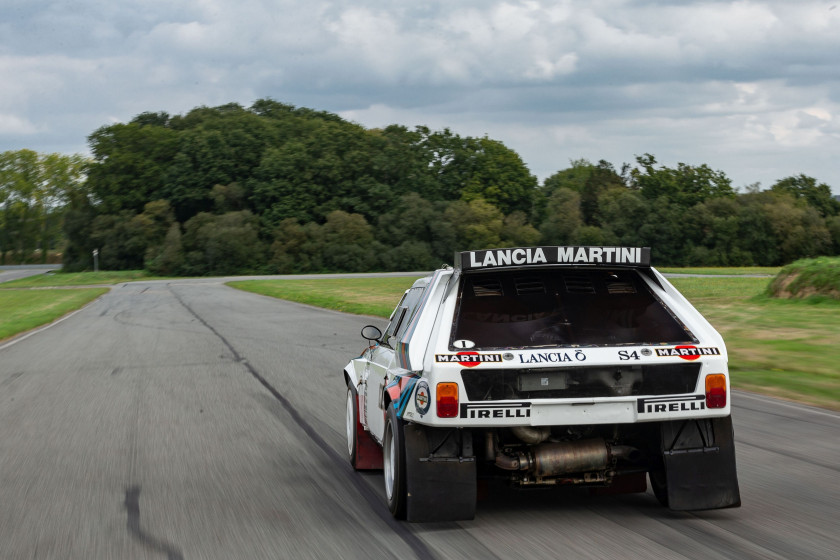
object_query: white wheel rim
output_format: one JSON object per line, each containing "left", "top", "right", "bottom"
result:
{"left": 384, "top": 423, "right": 395, "bottom": 499}
{"left": 346, "top": 388, "right": 355, "bottom": 457}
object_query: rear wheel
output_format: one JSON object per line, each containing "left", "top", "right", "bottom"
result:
{"left": 383, "top": 403, "right": 407, "bottom": 519}
{"left": 649, "top": 469, "right": 669, "bottom": 507}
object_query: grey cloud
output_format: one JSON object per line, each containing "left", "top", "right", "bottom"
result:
{"left": 0, "top": 0, "right": 838, "bottom": 192}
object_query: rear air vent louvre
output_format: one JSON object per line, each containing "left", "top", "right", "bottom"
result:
{"left": 606, "top": 281, "right": 636, "bottom": 294}
{"left": 563, "top": 275, "right": 596, "bottom": 294}
{"left": 472, "top": 278, "right": 503, "bottom": 297}
{"left": 515, "top": 277, "right": 546, "bottom": 295}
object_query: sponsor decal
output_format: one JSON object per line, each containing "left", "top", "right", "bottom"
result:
{"left": 518, "top": 350, "right": 586, "bottom": 364}
{"left": 460, "top": 402, "right": 532, "bottom": 419}
{"left": 391, "top": 374, "right": 421, "bottom": 418}
{"left": 414, "top": 381, "right": 431, "bottom": 415}
{"left": 655, "top": 346, "right": 720, "bottom": 361}
{"left": 637, "top": 395, "right": 706, "bottom": 414}
{"left": 460, "top": 246, "right": 651, "bottom": 269}
{"left": 436, "top": 352, "right": 503, "bottom": 368}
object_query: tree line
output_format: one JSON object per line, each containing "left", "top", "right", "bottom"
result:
{"left": 0, "top": 150, "right": 86, "bottom": 264}
{"left": 3, "top": 99, "right": 839, "bottom": 273}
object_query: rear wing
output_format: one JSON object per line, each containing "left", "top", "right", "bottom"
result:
{"left": 456, "top": 246, "right": 652, "bottom": 271}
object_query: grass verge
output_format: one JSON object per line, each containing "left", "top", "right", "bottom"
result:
{"left": 231, "top": 274, "right": 839, "bottom": 410}
{"left": 229, "top": 277, "right": 420, "bottom": 317}
{"left": 765, "top": 257, "right": 840, "bottom": 300}
{"left": 0, "top": 288, "right": 109, "bottom": 341}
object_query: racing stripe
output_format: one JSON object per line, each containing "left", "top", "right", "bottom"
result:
{"left": 396, "top": 376, "right": 419, "bottom": 418}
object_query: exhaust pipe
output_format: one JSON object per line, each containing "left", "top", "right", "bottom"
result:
{"left": 533, "top": 439, "right": 609, "bottom": 476}
{"left": 494, "top": 437, "right": 641, "bottom": 476}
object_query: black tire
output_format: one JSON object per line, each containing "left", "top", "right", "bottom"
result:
{"left": 649, "top": 469, "right": 669, "bottom": 507}
{"left": 346, "top": 384, "right": 360, "bottom": 467}
{"left": 383, "top": 403, "right": 407, "bottom": 519}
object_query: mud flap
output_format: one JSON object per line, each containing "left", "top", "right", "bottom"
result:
{"left": 660, "top": 416, "right": 741, "bottom": 511}
{"left": 355, "top": 420, "right": 384, "bottom": 469}
{"left": 403, "top": 425, "right": 476, "bottom": 522}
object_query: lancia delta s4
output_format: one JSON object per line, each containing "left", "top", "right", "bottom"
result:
{"left": 343, "top": 246, "right": 740, "bottom": 521}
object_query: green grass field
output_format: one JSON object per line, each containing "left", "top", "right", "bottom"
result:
{"left": 230, "top": 277, "right": 417, "bottom": 317}
{"left": 231, "top": 272, "right": 840, "bottom": 410}
{"left": 0, "top": 288, "right": 109, "bottom": 340}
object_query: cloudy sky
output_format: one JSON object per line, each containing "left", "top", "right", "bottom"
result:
{"left": 2, "top": 0, "right": 839, "bottom": 192}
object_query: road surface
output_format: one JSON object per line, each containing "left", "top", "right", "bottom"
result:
{"left": 0, "top": 279, "right": 837, "bottom": 559}
{"left": 0, "top": 265, "right": 61, "bottom": 284}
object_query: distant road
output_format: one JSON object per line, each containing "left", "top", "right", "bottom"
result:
{"left": 664, "top": 272, "right": 773, "bottom": 278}
{"left": 0, "top": 264, "right": 62, "bottom": 284}
{"left": 0, "top": 277, "right": 836, "bottom": 559}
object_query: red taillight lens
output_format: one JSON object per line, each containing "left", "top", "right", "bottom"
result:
{"left": 705, "top": 374, "right": 727, "bottom": 408}
{"left": 436, "top": 382, "right": 459, "bottom": 418}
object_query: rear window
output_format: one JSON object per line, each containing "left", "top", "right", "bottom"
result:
{"left": 451, "top": 268, "right": 694, "bottom": 349}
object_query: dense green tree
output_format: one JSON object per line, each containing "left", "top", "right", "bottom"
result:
{"left": 539, "top": 159, "right": 624, "bottom": 226}
{"left": 89, "top": 211, "right": 146, "bottom": 270}
{"left": 375, "top": 193, "right": 455, "bottom": 263}
{"left": 269, "top": 218, "right": 312, "bottom": 273}
{"left": 62, "top": 188, "right": 98, "bottom": 271}
{"left": 87, "top": 120, "right": 179, "bottom": 214}
{"left": 0, "top": 149, "right": 86, "bottom": 264}
{"left": 827, "top": 216, "right": 840, "bottom": 255}
{"left": 596, "top": 187, "right": 649, "bottom": 247}
{"left": 65, "top": 98, "right": 840, "bottom": 273}
{"left": 181, "top": 211, "right": 264, "bottom": 275}
{"left": 582, "top": 160, "right": 625, "bottom": 226}
{"left": 542, "top": 159, "right": 593, "bottom": 196}
{"left": 147, "top": 223, "right": 184, "bottom": 275}
{"left": 762, "top": 193, "right": 831, "bottom": 264}
{"left": 770, "top": 174, "right": 839, "bottom": 217}
{"left": 501, "top": 211, "right": 541, "bottom": 247}
{"left": 460, "top": 137, "right": 538, "bottom": 215}
{"left": 630, "top": 154, "right": 735, "bottom": 208}
{"left": 318, "top": 210, "right": 382, "bottom": 272}
{"left": 686, "top": 197, "right": 744, "bottom": 266}
{"left": 539, "top": 188, "right": 583, "bottom": 245}
{"left": 367, "top": 125, "right": 439, "bottom": 201}
{"left": 443, "top": 198, "right": 505, "bottom": 250}
{"left": 733, "top": 191, "right": 780, "bottom": 266}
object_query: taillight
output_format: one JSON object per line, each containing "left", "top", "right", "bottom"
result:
{"left": 705, "top": 374, "right": 727, "bottom": 408}
{"left": 436, "top": 382, "right": 459, "bottom": 418}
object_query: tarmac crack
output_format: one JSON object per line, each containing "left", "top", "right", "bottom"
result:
{"left": 124, "top": 486, "right": 184, "bottom": 560}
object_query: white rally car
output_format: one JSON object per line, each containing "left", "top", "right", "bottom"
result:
{"left": 344, "top": 246, "right": 740, "bottom": 522}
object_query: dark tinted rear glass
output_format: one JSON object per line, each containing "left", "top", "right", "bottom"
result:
{"left": 451, "top": 268, "right": 694, "bottom": 349}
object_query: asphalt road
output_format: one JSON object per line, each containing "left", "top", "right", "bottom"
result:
{"left": 0, "top": 265, "right": 61, "bottom": 284}
{"left": 0, "top": 279, "right": 837, "bottom": 559}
